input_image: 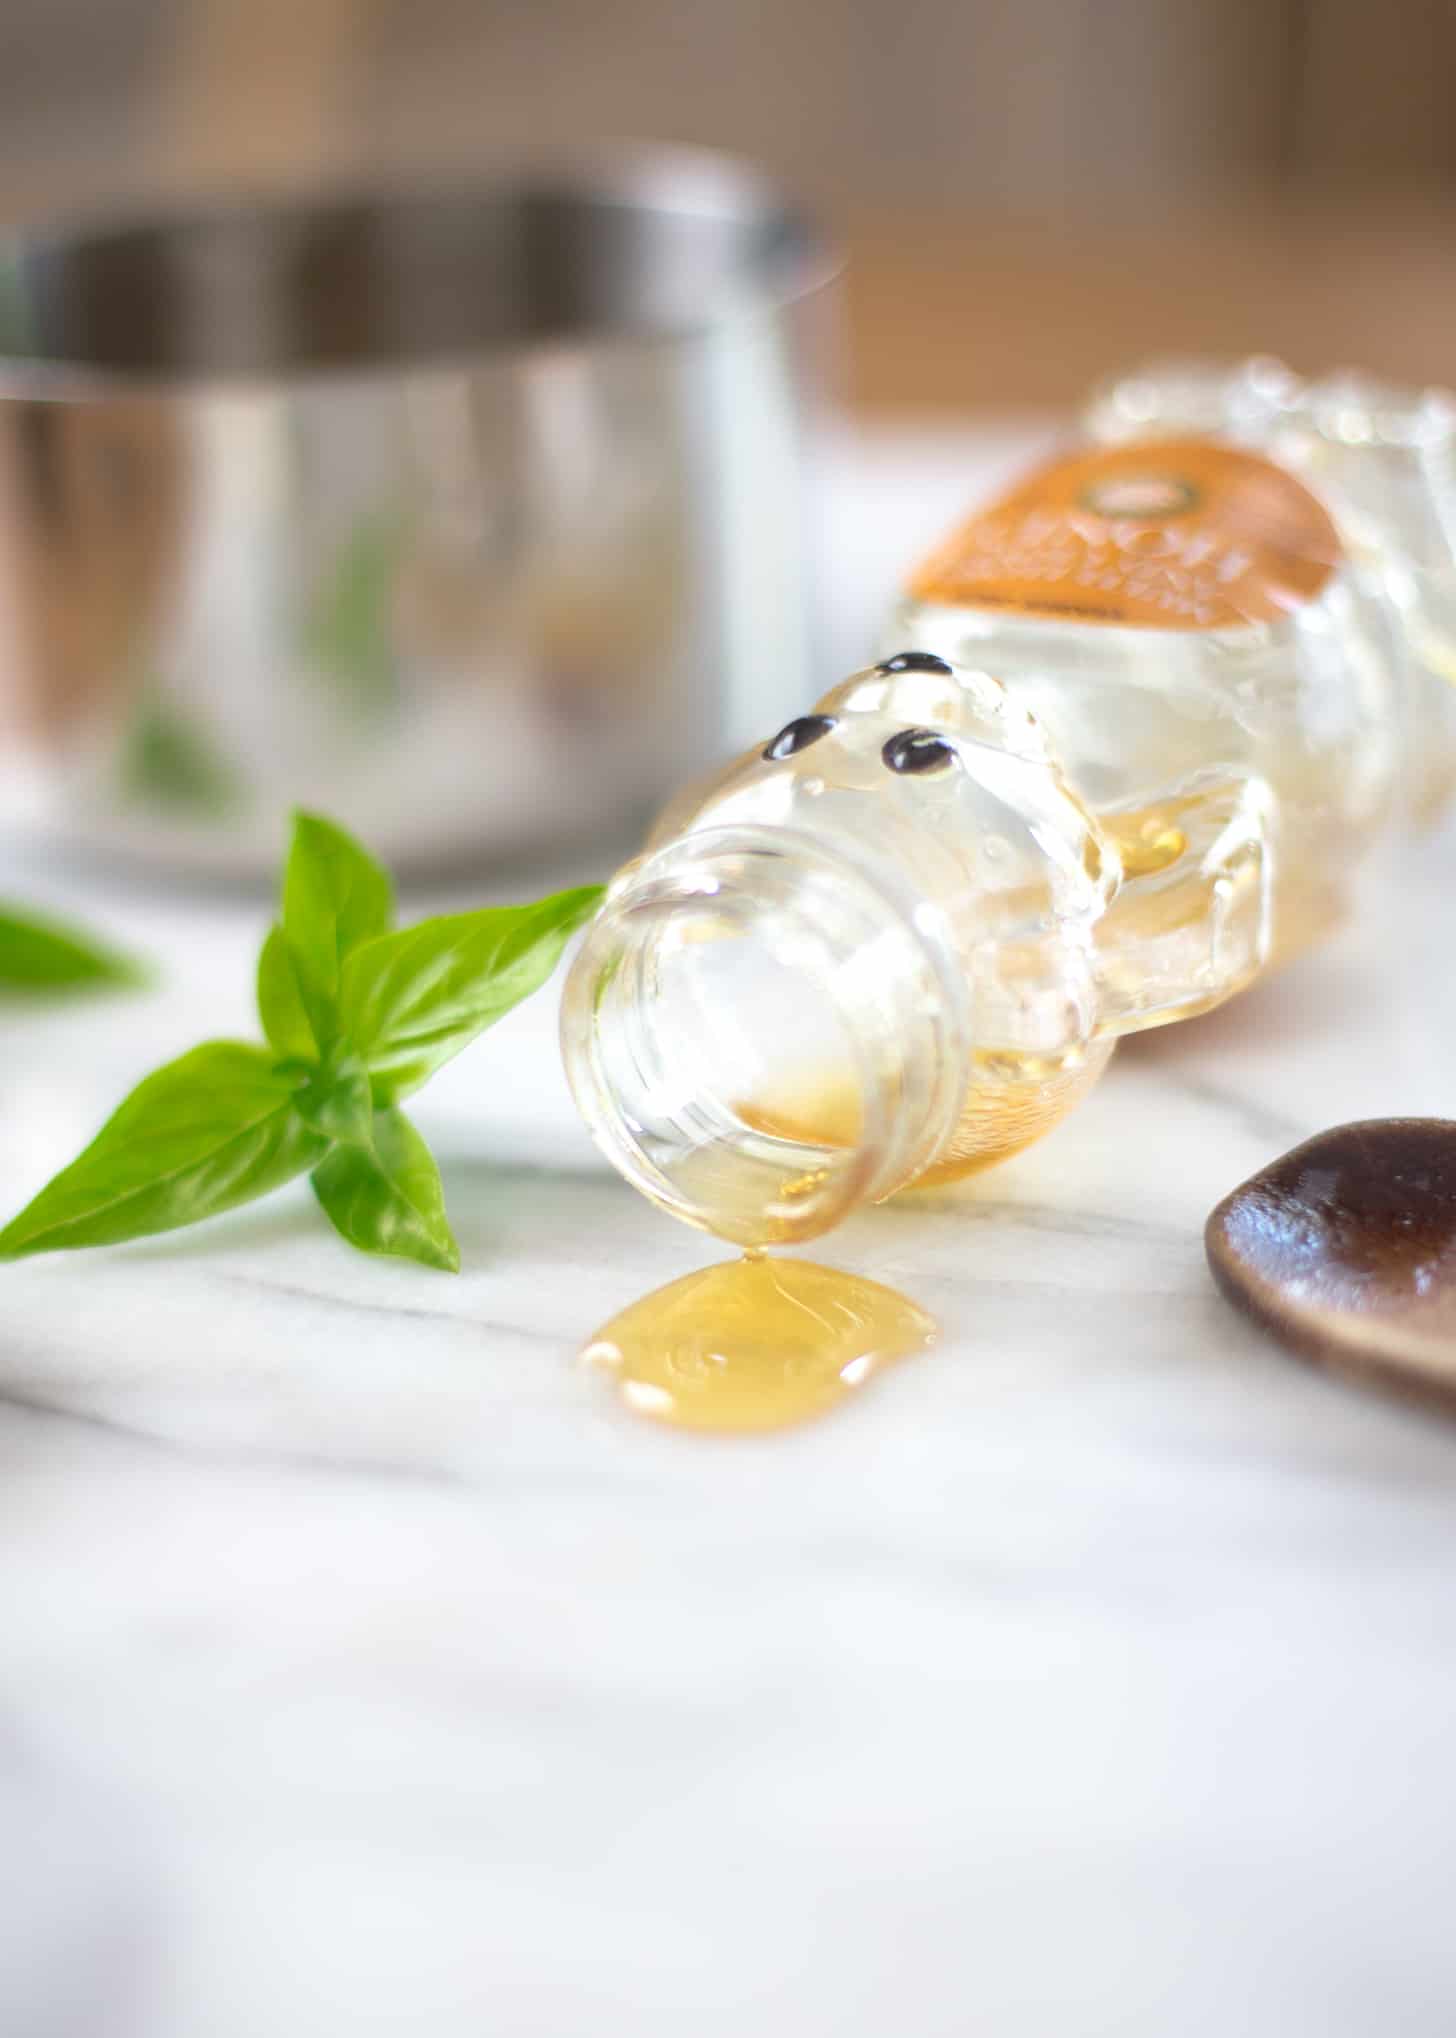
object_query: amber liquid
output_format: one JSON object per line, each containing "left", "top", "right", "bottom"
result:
{"left": 1103, "top": 794, "right": 1340, "bottom": 969}
{"left": 736, "top": 1038, "right": 1114, "bottom": 1200}
{"left": 582, "top": 1254, "right": 936, "bottom": 1433}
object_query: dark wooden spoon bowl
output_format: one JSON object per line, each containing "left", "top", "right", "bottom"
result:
{"left": 1206, "top": 1118, "right": 1456, "bottom": 1414}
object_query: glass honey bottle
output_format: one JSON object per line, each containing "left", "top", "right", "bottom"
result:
{"left": 563, "top": 379, "right": 1449, "bottom": 1250}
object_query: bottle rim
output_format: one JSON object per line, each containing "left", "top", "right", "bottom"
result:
{"left": 560, "top": 822, "right": 972, "bottom": 1248}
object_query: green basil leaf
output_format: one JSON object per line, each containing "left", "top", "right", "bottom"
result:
{"left": 293, "top": 1054, "right": 373, "bottom": 1147}
{"left": 280, "top": 811, "right": 394, "bottom": 1044}
{"left": 0, "top": 1042, "right": 325, "bottom": 1258}
{"left": 256, "top": 924, "right": 318, "bottom": 1060}
{"left": 311, "top": 1106, "right": 459, "bottom": 1271}
{"left": 0, "top": 903, "right": 147, "bottom": 995}
{"left": 338, "top": 884, "right": 604, "bottom": 1098}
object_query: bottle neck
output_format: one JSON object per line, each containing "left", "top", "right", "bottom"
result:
{"left": 561, "top": 824, "right": 972, "bottom": 1248}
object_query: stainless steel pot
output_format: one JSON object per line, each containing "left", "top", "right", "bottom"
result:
{"left": 0, "top": 152, "right": 835, "bottom": 876}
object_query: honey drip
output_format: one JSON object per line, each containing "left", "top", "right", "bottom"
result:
{"left": 582, "top": 1254, "right": 936, "bottom": 1433}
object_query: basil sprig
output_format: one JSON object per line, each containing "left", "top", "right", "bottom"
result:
{"left": 0, "top": 904, "right": 147, "bottom": 994}
{"left": 0, "top": 813, "right": 602, "bottom": 1270}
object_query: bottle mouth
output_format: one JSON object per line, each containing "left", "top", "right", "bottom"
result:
{"left": 561, "top": 824, "right": 971, "bottom": 1247}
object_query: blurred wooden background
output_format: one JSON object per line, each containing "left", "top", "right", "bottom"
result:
{"left": 2, "top": 0, "right": 1455, "bottom": 407}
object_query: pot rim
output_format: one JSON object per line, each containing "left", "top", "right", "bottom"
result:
{"left": 0, "top": 144, "right": 839, "bottom": 404}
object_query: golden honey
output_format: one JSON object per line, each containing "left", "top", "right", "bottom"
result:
{"left": 582, "top": 1254, "right": 936, "bottom": 1433}
{"left": 563, "top": 365, "right": 1455, "bottom": 1257}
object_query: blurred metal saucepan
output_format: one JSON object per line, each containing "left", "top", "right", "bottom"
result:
{"left": 0, "top": 151, "right": 835, "bottom": 877}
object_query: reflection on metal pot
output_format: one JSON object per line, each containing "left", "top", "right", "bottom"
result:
{"left": 0, "top": 154, "right": 835, "bottom": 877}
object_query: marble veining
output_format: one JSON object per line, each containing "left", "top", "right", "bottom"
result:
{"left": 2, "top": 425, "right": 1456, "bottom": 2037}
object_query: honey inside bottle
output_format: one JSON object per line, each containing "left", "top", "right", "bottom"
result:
{"left": 564, "top": 383, "right": 1449, "bottom": 1253}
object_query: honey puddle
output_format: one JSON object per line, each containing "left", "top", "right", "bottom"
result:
{"left": 582, "top": 1254, "right": 936, "bottom": 1433}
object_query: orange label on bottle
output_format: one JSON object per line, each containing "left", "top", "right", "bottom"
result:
{"left": 907, "top": 438, "right": 1342, "bottom": 629}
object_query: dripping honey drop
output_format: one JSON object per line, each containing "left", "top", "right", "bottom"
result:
{"left": 581, "top": 1254, "right": 936, "bottom": 1433}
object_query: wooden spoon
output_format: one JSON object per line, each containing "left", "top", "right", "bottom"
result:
{"left": 1206, "top": 1118, "right": 1456, "bottom": 1412}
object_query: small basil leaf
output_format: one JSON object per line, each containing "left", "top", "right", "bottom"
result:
{"left": 0, "top": 904, "right": 147, "bottom": 995}
{"left": 280, "top": 811, "right": 394, "bottom": 1045}
{"left": 339, "top": 884, "right": 604, "bottom": 1099}
{"left": 256, "top": 924, "right": 318, "bottom": 1060}
{"left": 311, "top": 1107, "right": 459, "bottom": 1271}
{"left": 0, "top": 1043, "right": 325, "bottom": 1259}
{"left": 293, "top": 1055, "right": 374, "bottom": 1148}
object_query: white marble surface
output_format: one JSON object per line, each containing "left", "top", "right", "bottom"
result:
{"left": 5, "top": 424, "right": 1456, "bottom": 2037}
